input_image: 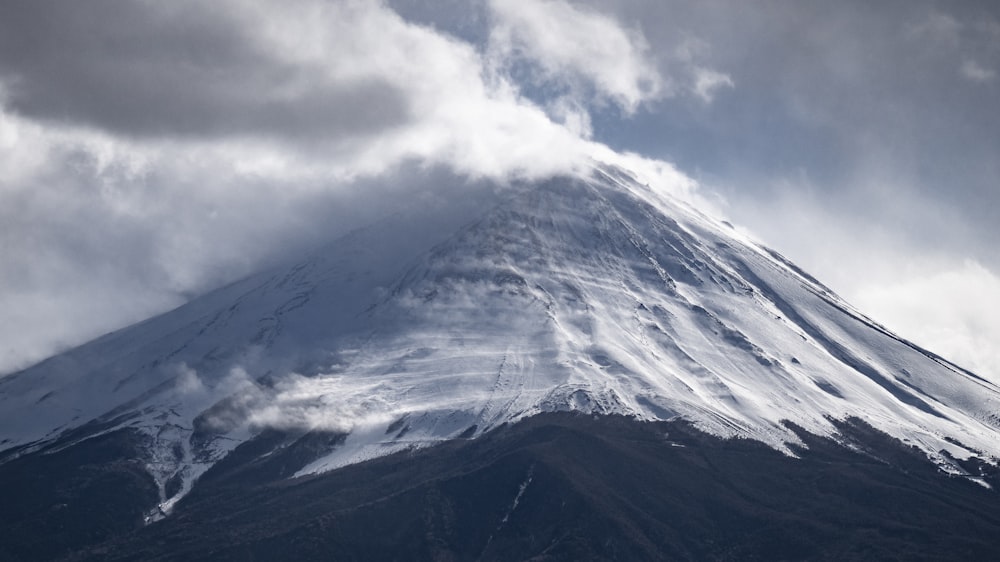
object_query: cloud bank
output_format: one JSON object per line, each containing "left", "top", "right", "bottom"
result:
{"left": 0, "top": 0, "right": 702, "bottom": 374}
{"left": 855, "top": 260, "right": 1000, "bottom": 385}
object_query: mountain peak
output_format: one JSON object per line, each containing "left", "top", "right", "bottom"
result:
{"left": 2, "top": 166, "right": 999, "bottom": 517}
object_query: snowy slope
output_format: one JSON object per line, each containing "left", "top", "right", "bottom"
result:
{"left": 2, "top": 165, "right": 999, "bottom": 513}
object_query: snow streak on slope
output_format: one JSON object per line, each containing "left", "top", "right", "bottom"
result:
{"left": 2, "top": 166, "right": 1000, "bottom": 511}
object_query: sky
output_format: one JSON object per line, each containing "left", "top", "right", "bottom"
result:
{"left": 0, "top": 0, "right": 997, "bottom": 381}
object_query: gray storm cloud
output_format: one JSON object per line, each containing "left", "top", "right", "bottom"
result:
{"left": 0, "top": 1, "right": 411, "bottom": 141}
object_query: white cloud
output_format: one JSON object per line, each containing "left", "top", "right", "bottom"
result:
{"left": 960, "top": 59, "right": 997, "bottom": 82}
{"left": 720, "top": 171, "right": 1000, "bottom": 385}
{"left": 693, "top": 67, "right": 734, "bottom": 102}
{"left": 907, "top": 12, "right": 962, "bottom": 43}
{"left": 175, "top": 363, "right": 207, "bottom": 395}
{"left": 0, "top": 0, "right": 698, "bottom": 374}
{"left": 488, "top": 0, "right": 663, "bottom": 113}
{"left": 854, "top": 260, "right": 1000, "bottom": 383}
{"left": 904, "top": 11, "right": 997, "bottom": 85}
{"left": 247, "top": 373, "right": 396, "bottom": 433}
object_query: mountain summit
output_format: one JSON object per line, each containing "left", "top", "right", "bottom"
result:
{"left": 3, "top": 166, "right": 1000, "bottom": 558}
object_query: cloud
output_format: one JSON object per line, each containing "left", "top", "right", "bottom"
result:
{"left": 3, "top": 0, "right": 996, "bottom": 396}
{"left": 246, "top": 373, "right": 396, "bottom": 433}
{"left": 717, "top": 171, "right": 1000, "bottom": 383}
{"left": 183, "top": 365, "right": 399, "bottom": 435}
{"left": 0, "top": 0, "right": 607, "bottom": 181}
{"left": 175, "top": 363, "right": 207, "bottom": 395}
{"left": 692, "top": 67, "right": 734, "bottom": 102}
{"left": 0, "top": 0, "right": 699, "bottom": 375}
{"left": 960, "top": 59, "right": 997, "bottom": 82}
{"left": 488, "top": 0, "right": 662, "bottom": 113}
{"left": 0, "top": 1, "right": 413, "bottom": 142}
{"left": 904, "top": 10, "right": 1000, "bottom": 84}
{"left": 907, "top": 11, "right": 962, "bottom": 43}
{"left": 854, "top": 260, "right": 1000, "bottom": 384}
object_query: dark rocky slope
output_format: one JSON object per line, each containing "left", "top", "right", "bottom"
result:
{"left": 5, "top": 413, "right": 999, "bottom": 561}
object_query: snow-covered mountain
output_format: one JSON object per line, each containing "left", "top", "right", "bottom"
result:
{"left": 3, "top": 165, "right": 999, "bottom": 519}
